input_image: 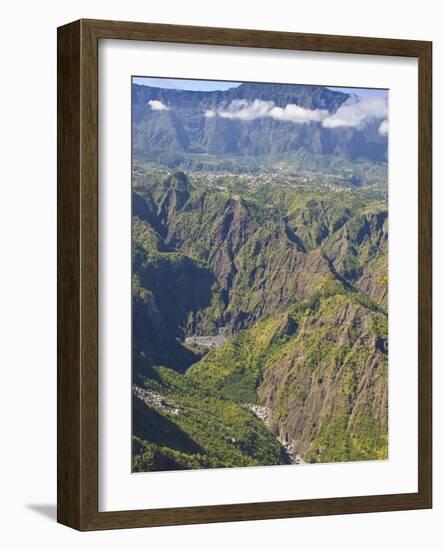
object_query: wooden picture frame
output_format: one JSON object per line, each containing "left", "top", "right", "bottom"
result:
{"left": 57, "top": 18, "right": 432, "bottom": 531}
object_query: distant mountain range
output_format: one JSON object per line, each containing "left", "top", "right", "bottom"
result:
{"left": 132, "top": 82, "right": 388, "bottom": 168}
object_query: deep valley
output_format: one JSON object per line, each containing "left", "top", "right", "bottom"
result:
{"left": 132, "top": 162, "right": 388, "bottom": 471}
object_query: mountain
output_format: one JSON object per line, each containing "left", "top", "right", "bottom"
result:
{"left": 132, "top": 82, "right": 388, "bottom": 171}
{"left": 258, "top": 295, "right": 388, "bottom": 463}
{"left": 188, "top": 294, "right": 388, "bottom": 463}
{"left": 132, "top": 168, "right": 388, "bottom": 469}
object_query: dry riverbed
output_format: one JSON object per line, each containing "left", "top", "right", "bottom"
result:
{"left": 243, "top": 403, "right": 306, "bottom": 465}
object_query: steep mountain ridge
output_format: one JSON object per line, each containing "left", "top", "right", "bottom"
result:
{"left": 132, "top": 82, "right": 388, "bottom": 166}
{"left": 258, "top": 295, "right": 388, "bottom": 462}
{"left": 132, "top": 169, "right": 388, "bottom": 468}
{"left": 133, "top": 172, "right": 358, "bottom": 337}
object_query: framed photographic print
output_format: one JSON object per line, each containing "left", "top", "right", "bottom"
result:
{"left": 57, "top": 19, "right": 432, "bottom": 530}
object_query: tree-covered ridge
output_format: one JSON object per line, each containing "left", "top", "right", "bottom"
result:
{"left": 132, "top": 166, "right": 388, "bottom": 470}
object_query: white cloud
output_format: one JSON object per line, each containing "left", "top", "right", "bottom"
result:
{"left": 322, "top": 97, "right": 388, "bottom": 129}
{"left": 210, "top": 99, "right": 327, "bottom": 124}
{"left": 378, "top": 119, "right": 389, "bottom": 136}
{"left": 270, "top": 103, "right": 328, "bottom": 124}
{"left": 202, "top": 96, "right": 388, "bottom": 131}
{"left": 148, "top": 99, "right": 169, "bottom": 111}
{"left": 218, "top": 99, "right": 274, "bottom": 121}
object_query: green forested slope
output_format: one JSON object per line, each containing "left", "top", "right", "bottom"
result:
{"left": 133, "top": 354, "right": 289, "bottom": 471}
{"left": 132, "top": 167, "right": 388, "bottom": 470}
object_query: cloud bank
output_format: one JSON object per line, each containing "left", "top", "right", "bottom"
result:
{"left": 209, "top": 99, "right": 275, "bottom": 121}
{"left": 205, "top": 99, "right": 327, "bottom": 124}
{"left": 204, "top": 96, "right": 388, "bottom": 132}
{"left": 148, "top": 99, "right": 170, "bottom": 111}
{"left": 270, "top": 103, "right": 328, "bottom": 124}
{"left": 146, "top": 95, "right": 388, "bottom": 135}
{"left": 322, "top": 97, "right": 388, "bottom": 129}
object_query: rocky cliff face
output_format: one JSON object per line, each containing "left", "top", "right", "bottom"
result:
{"left": 322, "top": 209, "right": 388, "bottom": 308}
{"left": 258, "top": 296, "right": 388, "bottom": 462}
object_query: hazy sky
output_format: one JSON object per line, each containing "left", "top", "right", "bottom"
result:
{"left": 132, "top": 77, "right": 241, "bottom": 92}
{"left": 132, "top": 77, "right": 388, "bottom": 99}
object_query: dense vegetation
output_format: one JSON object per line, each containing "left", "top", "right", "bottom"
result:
{"left": 132, "top": 162, "right": 388, "bottom": 471}
{"left": 133, "top": 354, "right": 289, "bottom": 471}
